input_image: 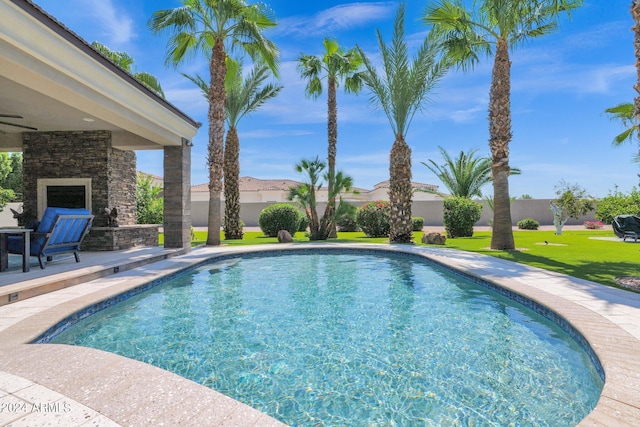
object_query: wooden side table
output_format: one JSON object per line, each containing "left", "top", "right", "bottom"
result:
{"left": 0, "top": 228, "right": 31, "bottom": 272}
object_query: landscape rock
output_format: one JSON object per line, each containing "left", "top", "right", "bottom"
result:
{"left": 277, "top": 230, "right": 293, "bottom": 243}
{"left": 422, "top": 232, "right": 446, "bottom": 245}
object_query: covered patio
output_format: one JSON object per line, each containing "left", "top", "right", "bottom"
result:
{"left": 0, "top": 0, "right": 199, "bottom": 255}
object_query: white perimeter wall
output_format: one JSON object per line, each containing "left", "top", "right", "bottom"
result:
{"left": 2, "top": 200, "right": 597, "bottom": 229}
{"left": 190, "top": 199, "right": 599, "bottom": 228}
{"left": 0, "top": 202, "right": 21, "bottom": 227}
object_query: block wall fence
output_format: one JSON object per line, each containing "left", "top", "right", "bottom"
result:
{"left": 0, "top": 199, "right": 599, "bottom": 230}
{"left": 189, "top": 199, "right": 599, "bottom": 228}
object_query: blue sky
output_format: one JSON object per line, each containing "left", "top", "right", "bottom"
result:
{"left": 34, "top": 0, "right": 636, "bottom": 198}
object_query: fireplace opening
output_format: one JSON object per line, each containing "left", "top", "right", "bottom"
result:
{"left": 37, "top": 178, "right": 92, "bottom": 218}
{"left": 46, "top": 185, "right": 86, "bottom": 209}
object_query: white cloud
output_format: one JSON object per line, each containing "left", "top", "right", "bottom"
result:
{"left": 33, "top": 0, "right": 136, "bottom": 47}
{"left": 561, "top": 20, "right": 629, "bottom": 52}
{"left": 164, "top": 87, "right": 207, "bottom": 110}
{"left": 513, "top": 63, "right": 634, "bottom": 95}
{"left": 276, "top": 2, "right": 395, "bottom": 38}
{"left": 447, "top": 106, "right": 486, "bottom": 123}
{"left": 85, "top": 0, "right": 135, "bottom": 46}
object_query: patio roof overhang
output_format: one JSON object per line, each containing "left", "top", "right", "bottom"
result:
{"left": 0, "top": 0, "right": 201, "bottom": 152}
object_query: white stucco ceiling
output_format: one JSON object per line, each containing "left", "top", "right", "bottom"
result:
{"left": 0, "top": 0, "right": 200, "bottom": 152}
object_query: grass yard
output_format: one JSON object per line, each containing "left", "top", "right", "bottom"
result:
{"left": 183, "top": 229, "right": 640, "bottom": 289}
{"left": 441, "top": 230, "right": 640, "bottom": 289}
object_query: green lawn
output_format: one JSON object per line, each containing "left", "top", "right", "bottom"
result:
{"left": 182, "top": 229, "right": 640, "bottom": 289}
{"left": 441, "top": 230, "right": 640, "bottom": 289}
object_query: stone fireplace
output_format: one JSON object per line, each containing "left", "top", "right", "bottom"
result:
{"left": 21, "top": 130, "right": 158, "bottom": 250}
{"left": 37, "top": 178, "right": 92, "bottom": 218}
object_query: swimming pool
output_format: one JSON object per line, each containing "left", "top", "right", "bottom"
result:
{"left": 48, "top": 250, "right": 603, "bottom": 426}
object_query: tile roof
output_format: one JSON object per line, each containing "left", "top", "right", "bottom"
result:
{"left": 190, "top": 177, "right": 438, "bottom": 193}
{"left": 372, "top": 180, "right": 438, "bottom": 191}
{"left": 191, "top": 177, "right": 302, "bottom": 193}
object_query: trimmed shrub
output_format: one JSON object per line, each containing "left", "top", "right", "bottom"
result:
{"left": 517, "top": 217, "right": 539, "bottom": 230}
{"left": 412, "top": 216, "right": 424, "bottom": 231}
{"left": 337, "top": 214, "right": 359, "bottom": 232}
{"left": 442, "top": 197, "right": 482, "bottom": 238}
{"left": 356, "top": 200, "right": 390, "bottom": 237}
{"left": 258, "top": 204, "right": 300, "bottom": 237}
{"left": 595, "top": 187, "right": 640, "bottom": 224}
{"left": 298, "top": 212, "right": 309, "bottom": 232}
{"left": 137, "top": 173, "right": 163, "bottom": 224}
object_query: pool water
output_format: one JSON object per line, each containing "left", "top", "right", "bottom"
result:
{"left": 51, "top": 252, "right": 603, "bottom": 426}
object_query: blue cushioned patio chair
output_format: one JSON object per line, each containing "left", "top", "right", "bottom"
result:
{"left": 8, "top": 207, "right": 93, "bottom": 269}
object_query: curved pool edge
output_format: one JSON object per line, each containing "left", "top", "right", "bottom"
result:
{"left": 0, "top": 243, "right": 639, "bottom": 426}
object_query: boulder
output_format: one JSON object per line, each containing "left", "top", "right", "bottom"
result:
{"left": 422, "top": 232, "right": 446, "bottom": 245}
{"left": 277, "top": 230, "right": 293, "bottom": 243}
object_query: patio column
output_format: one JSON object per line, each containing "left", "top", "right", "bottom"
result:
{"left": 163, "top": 139, "right": 192, "bottom": 250}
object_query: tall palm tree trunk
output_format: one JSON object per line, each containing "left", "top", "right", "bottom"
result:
{"left": 319, "top": 77, "right": 338, "bottom": 239}
{"left": 223, "top": 126, "right": 242, "bottom": 239}
{"left": 632, "top": 0, "right": 640, "bottom": 182}
{"left": 389, "top": 134, "right": 413, "bottom": 243}
{"left": 206, "top": 39, "right": 226, "bottom": 246}
{"left": 309, "top": 185, "right": 320, "bottom": 240}
{"left": 633, "top": 1, "right": 640, "bottom": 107}
{"left": 489, "top": 39, "right": 515, "bottom": 250}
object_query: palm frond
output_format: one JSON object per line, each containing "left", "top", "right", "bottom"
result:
{"left": 298, "top": 38, "right": 363, "bottom": 100}
{"left": 423, "top": 0, "right": 493, "bottom": 72}
{"left": 421, "top": 147, "right": 493, "bottom": 198}
{"left": 360, "top": 5, "right": 450, "bottom": 136}
{"left": 91, "top": 41, "right": 135, "bottom": 71}
{"left": 135, "top": 72, "right": 165, "bottom": 98}
{"left": 181, "top": 73, "right": 208, "bottom": 98}
{"left": 149, "top": 0, "right": 278, "bottom": 73}
{"left": 605, "top": 102, "right": 634, "bottom": 121}
{"left": 325, "top": 170, "right": 354, "bottom": 200}
{"left": 224, "top": 62, "right": 281, "bottom": 126}
{"left": 614, "top": 128, "right": 637, "bottom": 146}
{"left": 605, "top": 102, "right": 639, "bottom": 146}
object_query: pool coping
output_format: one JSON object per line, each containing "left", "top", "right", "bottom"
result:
{"left": 1, "top": 243, "right": 640, "bottom": 426}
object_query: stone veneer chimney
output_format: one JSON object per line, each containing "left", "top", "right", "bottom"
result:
{"left": 22, "top": 130, "right": 136, "bottom": 227}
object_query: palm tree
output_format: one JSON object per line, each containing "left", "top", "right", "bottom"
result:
{"left": 223, "top": 61, "right": 282, "bottom": 239}
{"left": 298, "top": 38, "right": 363, "bottom": 240}
{"left": 605, "top": 102, "right": 639, "bottom": 147}
{"left": 358, "top": 5, "right": 448, "bottom": 243}
{"left": 422, "top": 147, "right": 491, "bottom": 198}
{"left": 288, "top": 157, "right": 356, "bottom": 240}
{"left": 288, "top": 157, "right": 325, "bottom": 239}
{"left": 91, "top": 41, "right": 165, "bottom": 98}
{"left": 422, "top": 146, "right": 521, "bottom": 198}
{"left": 182, "top": 61, "right": 281, "bottom": 240}
{"left": 424, "top": 0, "right": 582, "bottom": 250}
{"left": 148, "top": 0, "right": 278, "bottom": 246}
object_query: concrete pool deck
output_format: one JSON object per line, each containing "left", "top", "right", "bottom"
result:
{"left": 0, "top": 243, "right": 639, "bottom": 426}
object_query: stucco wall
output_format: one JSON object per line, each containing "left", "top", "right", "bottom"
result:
{"left": 1, "top": 199, "right": 598, "bottom": 229}
{"left": 190, "top": 198, "right": 599, "bottom": 228}
{"left": 0, "top": 202, "right": 21, "bottom": 227}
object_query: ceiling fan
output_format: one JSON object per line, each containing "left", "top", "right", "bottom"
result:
{"left": 0, "top": 114, "right": 38, "bottom": 132}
